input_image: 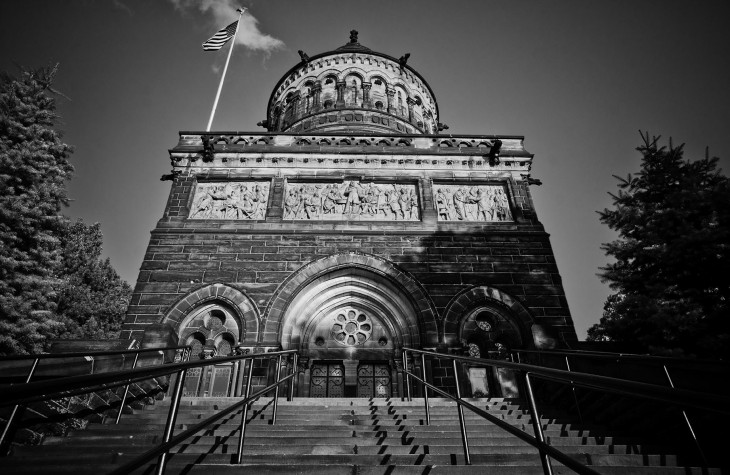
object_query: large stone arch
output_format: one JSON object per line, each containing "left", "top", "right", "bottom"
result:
{"left": 442, "top": 286, "right": 537, "bottom": 349}
{"left": 262, "top": 252, "right": 438, "bottom": 348}
{"left": 161, "top": 283, "right": 260, "bottom": 345}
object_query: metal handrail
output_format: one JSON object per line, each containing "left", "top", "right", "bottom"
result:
{"left": 0, "top": 345, "right": 190, "bottom": 361}
{"left": 0, "top": 345, "right": 191, "bottom": 455}
{"left": 510, "top": 348, "right": 729, "bottom": 368}
{"left": 403, "top": 347, "right": 729, "bottom": 475}
{"left": 1, "top": 348, "right": 297, "bottom": 474}
{"left": 109, "top": 350, "right": 298, "bottom": 475}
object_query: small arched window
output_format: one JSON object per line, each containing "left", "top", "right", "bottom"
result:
{"left": 374, "top": 101, "right": 384, "bottom": 110}
{"left": 323, "top": 100, "right": 333, "bottom": 109}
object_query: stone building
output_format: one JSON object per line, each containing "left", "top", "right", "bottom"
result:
{"left": 121, "top": 31, "right": 577, "bottom": 399}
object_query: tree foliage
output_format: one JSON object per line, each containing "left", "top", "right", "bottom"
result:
{"left": 0, "top": 66, "right": 130, "bottom": 355}
{"left": 588, "top": 132, "right": 730, "bottom": 358}
{"left": 56, "top": 220, "right": 131, "bottom": 340}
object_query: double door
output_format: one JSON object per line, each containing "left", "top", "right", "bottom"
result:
{"left": 310, "top": 361, "right": 391, "bottom": 398}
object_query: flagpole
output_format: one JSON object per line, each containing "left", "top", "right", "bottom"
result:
{"left": 206, "top": 7, "right": 245, "bottom": 132}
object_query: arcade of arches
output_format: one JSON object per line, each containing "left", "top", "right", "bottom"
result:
{"left": 162, "top": 262, "right": 539, "bottom": 399}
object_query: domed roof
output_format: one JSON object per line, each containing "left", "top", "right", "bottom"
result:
{"left": 263, "top": 31, "right": 439, "bottom": 135}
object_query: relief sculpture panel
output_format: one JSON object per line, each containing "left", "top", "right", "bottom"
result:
{"left": 434, "top": 184, "right": 512, "bottom": 222}
{"left": 189, "top": 182, "right": 269, "bottom": 220}
{"left": 284, "top": 181, "right": 419, "bottom": 221}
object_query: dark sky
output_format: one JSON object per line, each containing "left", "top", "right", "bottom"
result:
{"left": 2, "top": 0, "right": 728, "bottom": 339}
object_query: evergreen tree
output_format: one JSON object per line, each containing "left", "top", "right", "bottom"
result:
{"left": 0, "top": 66, "right": 73, "bottom": 355}
{"left": 0, "top": 66, "right": 131, "bottom": 354}
{"left": 56, "top": 220, "right": 131, "bottom": 340}
{"left": 588, "top": 132, "right": 730, "bottom": 358}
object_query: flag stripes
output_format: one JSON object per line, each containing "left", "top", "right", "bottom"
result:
{"left": 202, "top": 21, "right": 238, "bottom": 51}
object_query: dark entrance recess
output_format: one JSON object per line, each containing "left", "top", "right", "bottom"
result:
{"left": 310, "top": 361, "right": 345, "bottom": 397}
{"left": 357, "top": 362, "right": 391, "bottom": 398}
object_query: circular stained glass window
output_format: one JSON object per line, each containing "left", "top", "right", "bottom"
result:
{"left": 331, "top": 309, "right": 372, "bottom": 347}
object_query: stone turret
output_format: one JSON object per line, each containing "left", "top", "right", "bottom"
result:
{"left": 264, "top": 30, "right": 438, "bottom": 135}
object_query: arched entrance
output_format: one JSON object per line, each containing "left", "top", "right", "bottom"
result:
{"left": 264, "top": 253, "right": 438, "bottom": 397}
{"left": 161, "top": 284, "right": 259, "bottom": 397}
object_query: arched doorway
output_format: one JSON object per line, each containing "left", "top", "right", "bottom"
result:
{"left": 162, "top": 284, "right": 259, "bottom": 397}
{"left": 265, "top": 254, "right": 438, "bottom": 397}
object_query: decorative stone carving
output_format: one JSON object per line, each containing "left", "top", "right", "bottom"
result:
{"left": 189, "top": 182, "right": 269, "bottom": 220}
{"left": 284, "top": 181, "right": 419, "bottom": 221}
{"left": 331, "top": 309, "right": 372, "bottom": 347}
{"left": 433, "top": 184, "right": 512, "bottom": 222}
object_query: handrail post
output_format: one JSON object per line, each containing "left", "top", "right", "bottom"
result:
{"left": 0, "top": 357, "right": 39, "bottom": 456}
{"left": 272, "top": 354, "right": 283, "bottom": 425}
{"left": 420, "top": 353, "right": 430, "bottom": 425}
{"left": 403, "top": 349, "right": 411, "bottom": 402}
{"left": 236, "top": 357, "right": 255, "bottom": 464}
{"left": 288, "top": 352, "right": 298, "bottom": 402}
{"left": 115, "top": 351, "right": 141, "bottom": 424}
{"left": 155, "top": 368, "right": 186, "bottom": 475}
{"left": 452, "top": 359, "right": 471, "bottom": 465}
{"left": 524, "top": 372, "right": 553, "bottom": 475}
{"left": 663, "top": 365, "right": 708, "bottom": 466}
{"left": 564, "top": 356, "right": 583, "bottom": 425}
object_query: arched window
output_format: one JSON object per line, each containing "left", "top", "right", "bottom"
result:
{"left": 374, "top": 101, "right": 384, "bottom": 110}
{"left": 323, "top": 100, "right": 333, "bottom": 109}
{"left": 178, "top": 303, "right": 242, "bottom": 359}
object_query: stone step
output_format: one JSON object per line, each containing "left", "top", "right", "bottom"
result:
{"left": 3, "top": 460, "right": 718, "bottom": 475}
{"left": 42, "top": 433, "right": 656, "bottom": 448}
{"left": 85, "top": 424, "right": 607, "bottom": 438}
{"left": 11, "top": 442, "right": 670, "bottom": 457}
{"left": 2, "top": 452, "right": 686, "bottom": 468}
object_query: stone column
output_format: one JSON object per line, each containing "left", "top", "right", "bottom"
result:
{"left": 291, "top": 91, "right": 302, "bottom": 121}
{"left": 312, "top": 83, "right": 322, "bottom": 112}
{"left": 335, "top": 80, "right": 346, "bottom": 108}
{"left": 406, "top": 97, "right": 416, "bottom": 124}
{"left": 386, "top": 87, "right": 396, "bottom": 114}
{"left": 361, "top": 82, "right": 372, "bottom": 108}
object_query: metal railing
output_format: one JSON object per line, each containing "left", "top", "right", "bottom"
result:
{"left": 402, "top": 347, "right": 730, "bottom": 475}
{"left": 0, "top": 345, "right": 190, "bottom": 455}
{"left": 509, "top": 347, "right": 730, "bottom": 465}
{"left": 0, "top": 348, "right": 298, "bottom": 475}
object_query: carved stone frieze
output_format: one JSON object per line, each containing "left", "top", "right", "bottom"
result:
{"left": 284, "top": 181, "right": 419, "bottom": 221}
{"left": 433, "top": 184, "right": 512, "bottom": 222}
{"left": 189, "top": 182, "right": 269, "bottom": 220}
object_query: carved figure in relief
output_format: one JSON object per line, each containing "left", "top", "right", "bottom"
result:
{"left": 436, "top": 188, "right": 450, "bottom": 220}
{"left": 399, "top": 188, "right": 413, "bottom": 220}
{"left": 284, "top": 189, "right": 299, "bottom": 219}
{"left": 343, "top": 181, "right": 362, "bottom": 215}
{"left": 283, "top": 182, "right": 419, "bottom": 221}
{"left": 303, "top": 185, "right": 323, "bottom": 219}
{"left": 253, "top": 185, "right": 267, "bottom": 219}
{"left": 189, "top": 183, "right": 269, "bottom": 220}
{"left": 323, "top": 185, "right": 338, "bottom": 214}
{"left": 453, "top": 188, "right": 469, "bottom": 220}
{"left": 434, "top": 185, "right": 511, "bottom": 222}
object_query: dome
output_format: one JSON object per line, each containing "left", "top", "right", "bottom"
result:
{"left": 262, "top": 30, "right": 439, "bottom": 135}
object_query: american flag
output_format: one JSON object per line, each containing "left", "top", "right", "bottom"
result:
{"left": 202, "top": 21, "right": 238, "bottom": 51}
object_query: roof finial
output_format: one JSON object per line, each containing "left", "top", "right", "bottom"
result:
{"left": 349, "top": 30, "right": 359, "bottom": 43}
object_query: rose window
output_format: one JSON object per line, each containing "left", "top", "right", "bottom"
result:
{"left": 331, "top": 309, "right": 372, "bottom": 346}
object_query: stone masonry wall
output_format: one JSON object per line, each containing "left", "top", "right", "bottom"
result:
{"left": 123, "top": 226, "right": 574, "bottom": 344}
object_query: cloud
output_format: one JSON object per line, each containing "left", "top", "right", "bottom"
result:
{"left": 112, "top": 0, "right": 133, "bottom": 16}
{"left": 169, "top": 0, "right": 285, "bottom": 54}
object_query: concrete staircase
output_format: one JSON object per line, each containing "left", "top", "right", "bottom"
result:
{"left": 4, "top": 397, "right": 719, "bottom": 474}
